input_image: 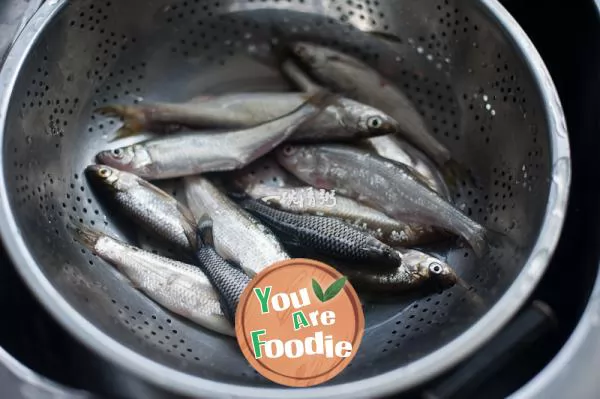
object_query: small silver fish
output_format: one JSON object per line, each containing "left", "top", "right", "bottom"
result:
{"left": 98, "top": 92, "right": 399, "bottom": 142}
{"left": 277, "top": 144, "right": 489, "bottom": 256}
{"left": 96, "top": 91, "right": 332, "bottom": 180}
{"left": 291, "top": 43, "right": 456, "bottom": 169}
{"left": 184, "top": 176, "right": 290, "bottom": 276}
{"left": 72, "top": 224, "right": 233, "bottom": 336}
{"left": 339, "top": 249, "right": 458, "bottom": 294}
{"left": 366, "top": 135, "right": 451, "bottom": 199}
{"left": 85, "top": 165, "right": 196, "bottom": 249}
{"left": 279, "top": 58, "right": 453, "bottom": 200}
{"left": 246, "top": 184, "right": 441, "bottom": 247}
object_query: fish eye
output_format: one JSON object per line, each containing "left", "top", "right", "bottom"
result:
{"left": 98, "top": 167, "right": 111, "bottom": 178}
{"left": 112, "top": 148, "right": 123, "bottom": 158}
{"left": 282, "top": 146, "right": 297, "bottom": 157}
{"left": 367, "top": 116, "right": 383, "bottom": 129}
{"left": 429, "top": 262, "right": 443, "bottom": 274}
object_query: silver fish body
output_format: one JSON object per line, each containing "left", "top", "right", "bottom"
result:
{"left": 276, "top": 144, "right": 488, "bottom": 256}
{"left": 231, "top": 156, "right": 304, "bottom": 191}
{"left": 96, "top": 93, "right": 331, "bottom": 180}
{"left": 184, "top": 176, "right": 290, "bottom": 276}
{"left": 99, "top": 92, "right": 399, "bottom": 142}
{"left": 366, "top": 135, "right": 451, "bottom": 199}
{"left": 246, "top": 184, "right": 441, "bottom": 247}
{"left": 339, "top": 249, "right": 458, "bottom": 294}
{"left": 73, "top": 225, "right": 233, "bottom": 336}
{"left": 85, "top": 165, "right": 196, "bottom": 249}
{"left": 292, "top": 42, "right": 451, "bottom": 167}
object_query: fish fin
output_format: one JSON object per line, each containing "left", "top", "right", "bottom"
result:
{"left": 467, "top": 226, "right": 518, "bottom": 258}
{"left": 136, "top": 178, "right": 198, "bottom": 247}
{"left": 281, "top": 59, "right": 322, "bottom": 94}
{"left": 110, "top": 127, "right": 139, "bottom": 141}
{"left": 96, "top": 105, "right": 146, "bottom": 138}
{"left": 136, "top": 177, "right": 181, "bottom": 201}
{"left": 303, "top": 88, "right": 340, "bottom": 114}
{"left": 465, "top": 226, "right": 488, "bottom": 258}
{"left": 196, "top": 215, "right": 214, "bottom": 248}
{"left": 440, "top": 159, "right": 477, "bottom": 192}
{"left": 406, "top": 164, "right": 440, "bottom": 192}
{"left": 176, "top": 202, "right": 200, "bottom": 247}
{"left": 67, "top": 222, "right": 103, "bottom": 251}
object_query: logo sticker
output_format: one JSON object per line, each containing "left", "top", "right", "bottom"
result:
{"left": 235, "top": 258, "right": 364, "bottom": 387}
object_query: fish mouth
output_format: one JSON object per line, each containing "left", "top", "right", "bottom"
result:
{"left": 85, "top": 164, "right": 104, "bottom": 177}
{"left": 388, "top": 121, "right": 403, "bottom": 135}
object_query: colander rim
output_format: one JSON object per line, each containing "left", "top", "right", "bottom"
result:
{"left": 0, "top": 0, "right": 571, "bottom": 397}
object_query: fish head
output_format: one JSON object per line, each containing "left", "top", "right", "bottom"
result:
{"left": 276, "top": 144, "right": 312, "bottom": 168}
{"left": 85, "top": 164, "right": 119, "bottom": 188}
{"left": 340, "top": 100, "right": 400, "bottom": 137}
{"left": 85, "top": 164, "right": 138, "bottom": 192}
{"left": 401, "top": 249, "right": 458, "bottom": 289}
{"left": 275, "top": 145, "right": 322, "bottom": 182}
{"left": 96, "top": 144, "right": 152, "bottom": 174}
{"left": 292, "top": 42, "right": 331, "bottom": 69}
{"left": 427, "top": 260, "right": 459, "bottom": 289}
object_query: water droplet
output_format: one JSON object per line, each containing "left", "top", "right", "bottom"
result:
{"left": 417, "top": 46, "right": 424, "bottom": 54}
{"left": 25, "top": 136, "right": 32, "bottom": 144}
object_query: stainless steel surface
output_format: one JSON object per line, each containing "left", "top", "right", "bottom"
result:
{"left": 0, "top": 0, "right": 570, "bottom": 397}
{"left": 0, "top": 0, "right": 42, "bottom": 63}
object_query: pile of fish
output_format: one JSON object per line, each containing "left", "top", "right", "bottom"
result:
{"left": 73, "top": 41, "right": 492, "bottom": 338}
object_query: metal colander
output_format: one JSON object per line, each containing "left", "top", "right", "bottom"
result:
{"left": 0, "top": 0, "right": 570, "bottom": 397}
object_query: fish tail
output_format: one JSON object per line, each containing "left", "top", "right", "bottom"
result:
{"left": 110, "top": 127, "right": 138, "bottom": 141}
{"left": 467, "top": 225, "right": 516, "bottom": 258}
{"left": 67, "top": 222, "right": 102, "bottom": 251}
{"left": 441, "top": 158, "right": 476, "bottom": 192}
{"left": 96, "top": 104, "right": 147, "bottom": 139}
{"left": 304, "top": 88, "right": 337, "bottom": 109}
{"left": 196, "top": 215, "right": 215, "bottom": 248}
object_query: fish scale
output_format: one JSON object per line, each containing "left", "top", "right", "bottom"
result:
{"left": 98, "top": 92, "right": 400, "bottom": 142}
{"left": 86, "top": 165, "right": 196, "bottom": 250}
{"left": 184, "top": 176, "right": 290, "bottom": 276}
{"left": 241, "top": 199, "right": 401, "bottom": 270}
{"left": 243, "top": 184, "right": 443, "bottom": 247}
{"left": 115, "top": 186, "right": 191, "bottom": 249}
{"left": 96, "top": 91, "right": 335, "bottom": 180}
{"left": 195, "top": 225, "right": 252, "bottom": 324}
{"left": 72, "top": 225, "right": 233, "bottom": 337}
{"left": 276, "top": 144, "right": 489, "bottom": 256}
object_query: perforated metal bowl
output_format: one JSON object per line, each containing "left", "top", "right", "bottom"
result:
{"left": 0, "top": 0, "right": 570, "bottom": 397}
